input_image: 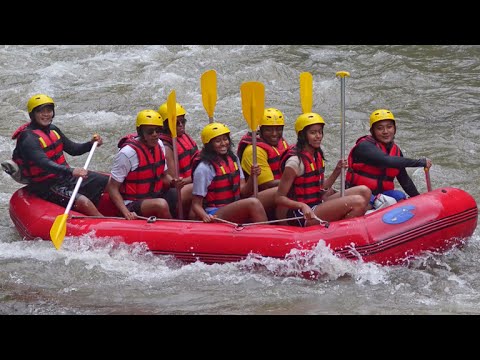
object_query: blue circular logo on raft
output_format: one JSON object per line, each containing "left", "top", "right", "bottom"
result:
{"left": 382, "top": 205, "right": 416, "bottom": 224}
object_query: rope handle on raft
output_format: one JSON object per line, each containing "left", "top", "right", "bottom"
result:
{"left": 216, "top": 216, "right": 329, "bottom": 228}
{"left": 71, "top": 215, "right": 203, "bottom": 223}
{"left": 70, "top": 215, "right": 330, "bottom": 228}
{"left": 312, "top": 215, "right": 330, "bottom": 228}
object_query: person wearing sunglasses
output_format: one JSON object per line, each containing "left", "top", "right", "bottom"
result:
{"left": 106, "top": 110, "right": 179, "bottom": 220}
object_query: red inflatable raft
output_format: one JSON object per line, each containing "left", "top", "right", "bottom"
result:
{"left": 9, "top": 186, "right": 478, "bottom": 266}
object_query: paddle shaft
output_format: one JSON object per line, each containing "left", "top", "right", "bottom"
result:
{"left": 252, "top": 130, "right": 258, "bottom": 197}
{"left": 336, "top": 71, "right": 350, "bottom": 197}
{"left": 340, "top": 77, "right": 346, "bottom": 197}
{"left": 64, "top": 141, "right": 98, "bottom": 215}
{"left": 167, "top": 90, "right": 183, "bottom": 219}
{"left": 240, "top": 81, "right": 264, "bottom": 198}
{"left": 172, "top": 137, "right": 183, "bottom": 218}
{"left": 425, "top": 167, "right": 432, "bottom": 192}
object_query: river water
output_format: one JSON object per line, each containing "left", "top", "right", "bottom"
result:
{"left": 1, "top": 45, "right": 479, "bottom": 314}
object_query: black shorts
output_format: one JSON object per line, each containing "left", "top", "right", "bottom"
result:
{"left": 29, "top": 171, "right": 109, "bottom": 208}
{"left": 125, "top": 188, "right": 178, "bottom": 217}
{"left": 286, "top": 205, "right": 318, "bottom": 227}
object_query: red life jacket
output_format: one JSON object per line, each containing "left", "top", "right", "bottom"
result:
{"left": 118, "top": 134, "right": 166, "bottom": 201}
{"left": 237, "top": 131, "right": 289, "bottom": 180}
{"left": 280, "top": 147, "right": 325, "bottom": 207}
{"left": 346, "top": 135, "right": 401, "bottom": 193}
{"left": 12, "top": 123, "right": 68, "bottom": 183}
{"left": 192, "top": 154, "right": 241, "bottom": 208}
{"left": 117, "top": 133, "right": 137, "bottom": 149}
{"left": 158, "top": 133, "right": 199, "bottom": 178}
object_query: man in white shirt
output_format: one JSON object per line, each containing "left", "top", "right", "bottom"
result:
{"left": 106, "top": 109, "right": 179, "bottom": 220}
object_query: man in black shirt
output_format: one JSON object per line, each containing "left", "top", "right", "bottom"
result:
{"left": 11, "top": 94, "right": 109, "bottom": 216}
{"left": 346, "top": 109, "right": 432, "bottom": 204}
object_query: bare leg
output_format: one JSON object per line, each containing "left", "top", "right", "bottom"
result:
{"left": 188, "top": 208, "right": 199, "bottom": 220}
{"left": 73, "top": 195, "right": 104, "bottom": 216}
{"left": 140, "top": 198, "right": 172, "bottom": 219}
{"left": 216, "top": 198, "right": 267, "bottom": 223}
{"left": 274, "top": 206, "right": 289, "bottom": 225}
{"left": 323, "top": 185, "right": 371, "bottom": 204}
{"left": 305, "top": 194, "right": 369, "bottom": 226}
{"left": 180, "top": 183, "right": 193, "bottom": 219}
{"left": 257, "top": 187, "right": 277, "bottom": 220}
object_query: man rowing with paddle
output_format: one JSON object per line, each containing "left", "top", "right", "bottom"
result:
{"left": 9, "top": 94, "right": 108, "bottom": 216}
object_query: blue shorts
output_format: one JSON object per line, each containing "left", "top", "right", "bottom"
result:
{"left": 383, "top": 190, "right": 407, "bottom": 201}
{"left": 370, "top": 190, "right": 407, "bottom": 205}
{"left": 206, "top": 207, "right": 219, "bottom": 216}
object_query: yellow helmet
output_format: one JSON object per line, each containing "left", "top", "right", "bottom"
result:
{"left": 370, "top": 109, "right": 395, "bottom": 127}
{"left": 294, "top": 112, "right": 325, "bottom": 134}
{"left": 201, "top": 122, "right": 230, "bottom": 145}
{"left": 260, "top": 108, "right": 285, "bottom": 126}
{"left": 158, "top": 102, "right": 187, "bottom": 122}
{"left": 136, "top": 110, "right": 163, "bottom": 128}
{"left": 27, "top": 94, "right": 54, "bottom": 113}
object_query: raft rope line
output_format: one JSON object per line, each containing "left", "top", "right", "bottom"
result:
{"left": 70, "top": 214, "right": 330, "bottom": 228}
{"left": 215, "top": 215, "right": 330, "bottom": 228}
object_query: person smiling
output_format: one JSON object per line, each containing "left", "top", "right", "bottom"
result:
{"left": 191, "top": 122, "right": 268, "bottom": 224}
{"left": 275, "top": 112, "right": 371, "bottom": 227}
{"left": 346, "top": 109, "right": 432, "bottom": 203}
{"left": 107, "top": 109, "right": 179, "bottom": 220}
{"left": 237, "top": 107, "right": 290, "bottom": 219}
{"left": 11, "top": 94, "right": 109, "bottom": 216}
{"left": 238, "top": 108, "right": 290, "bottom": 191}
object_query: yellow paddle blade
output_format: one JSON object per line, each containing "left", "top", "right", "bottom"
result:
{"left": 50, "top": 214, "right": 68, "bottom": 250}
{"left": 300, "top": 72, "right": 313, "bottom": 113}
{"left": 167, "top": 90, "right": 177, "bottom": 138}
{"left": 335, "top": 71, "right": 351, "bottom": 79}
{"left": 201, "top": 70, "right": 217, "bottom": 121}
{"left": 240, "top": 82, "right": 264, "bottom": 131}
